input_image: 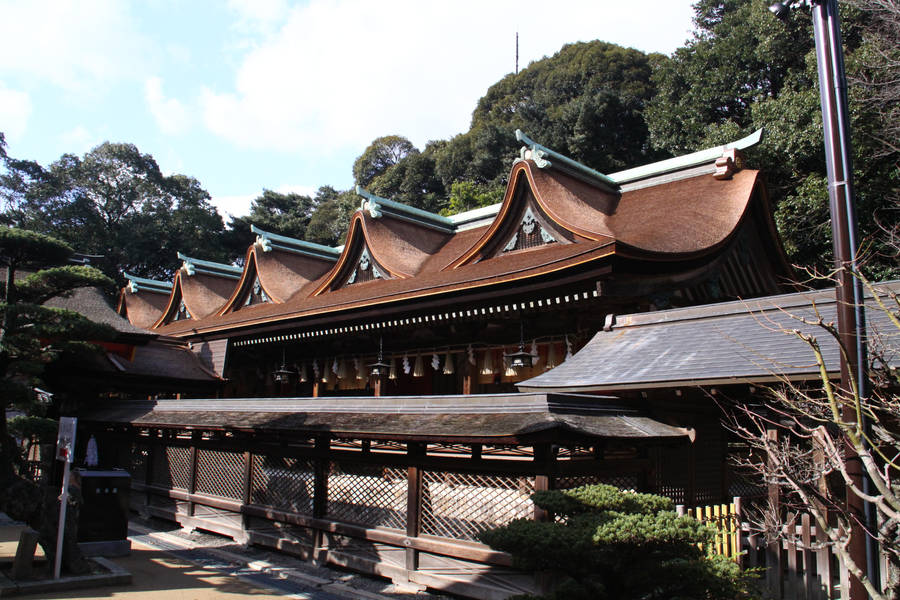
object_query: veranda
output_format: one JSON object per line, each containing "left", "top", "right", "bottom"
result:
{"left": 84, "top": 393, "right": 689, "bottom": 600}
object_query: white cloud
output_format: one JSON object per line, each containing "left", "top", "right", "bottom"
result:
{"left": 0, "top": 0, "right": 151, "bottom": 95}
{"left": 201, "top": 0, "right": 695, "bottom": 155}
{"left": 58, "top": 125, "right": 96, "bottom": 154}
{"left": 0, "top": 84, "right": 32, "bottom": 141}
{"left": 210, "top": 193, "right": 257, "bottom": 221}
{"left": 145, "top": 77, "right": 191, "bottom": 135}
{"left": 227, "top": 0, "right": 289, "bottom": 34}
{"left": 210, "top": 184, "right": 318, "bottom": 221}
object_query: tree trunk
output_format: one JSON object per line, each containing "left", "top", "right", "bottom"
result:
{"left": 1, "top": 475, "right": 89, "bottom": 576}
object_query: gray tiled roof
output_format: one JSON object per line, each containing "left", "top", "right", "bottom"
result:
{"left": 82, "top": 393, "right": 690, "bottom": 442}
{"left": 45, "top": 286, "right": 154, "bottom": 337}
{"left": 519, "top": 281, "right": 900, "bottom": 392}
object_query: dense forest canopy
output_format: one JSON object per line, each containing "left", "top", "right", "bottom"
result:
{"left": 1, "top": 0, "right": 896, "bottom": 283}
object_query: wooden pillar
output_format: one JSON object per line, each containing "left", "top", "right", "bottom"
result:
{"left": 765, "top": 429, "right": 783, "bottom": 598}
{"left": 241, "top": 451, "right": 253, "bottom": 533}
{"left": 374, "top": 375, "right": 383, "bottom": 397}
{"left": 188, "top": 432, "right": 200, "bottom": 517}
{"left": 312, "top": 381, "right": 321, "bottom": 398}
{"left": 406, "top": 443, "right": 425, "bottom": 573}
{"left": 533, "top": 444, "right": 555, "bottom": 522}
{"left": 143, "top": 437, "right": 155, "bottom": 512}
{"left": 463, "top": 368, "right": 474, "bottom": 396}
{"left": 312, "top": 436, "right": 330, "bottom": 564}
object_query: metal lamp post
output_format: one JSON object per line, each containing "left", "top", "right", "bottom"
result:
{"left": 769, "top": 1, "right": 877, "bottom": 596}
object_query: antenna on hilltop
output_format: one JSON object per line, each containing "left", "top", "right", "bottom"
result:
{"left": 515, "top": 31, "right": 519, "bottom": 74}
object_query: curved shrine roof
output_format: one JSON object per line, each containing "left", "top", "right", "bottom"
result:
{"left": 123, "top": 130, "right": 788, "bottom": 338}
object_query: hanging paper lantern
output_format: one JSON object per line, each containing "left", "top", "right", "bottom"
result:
{"left": 298, "top": 362, "right": 308, "bottom": 383}
{"left": 545, "top": 343, "right": 558, "bottom": 370}
{"left": 530, "top": 340, "right": 541, "bottom": 368}
{"left": 388, "top": 357, "right": 398, "bottom": 380}
{"left": 442, "top": 351, "right": 454, "bottom": 375}
{"left": 503, "top": 349, "right": 516, "bottom": 377}
{"left": 480, "top": 349, "right": 494, "bottom": 376}
{"left": 412, "top": 354, "right": 425, "bottom": 377}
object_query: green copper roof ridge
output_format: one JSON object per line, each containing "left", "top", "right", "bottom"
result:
{"left": 447, "top": 202, "right": 502, "bottom": 224}
{"left": 123, "top": 272, "right": 173, "bottom": 294}
{"left": 250, "top": 224, "right": 341, "bottom": 260}
{"left": 355, "top": 186, "right": 455, "bottom": 233}
{"left": 515, "top": 129, "right": 619, "bottom": 190}
{"left": 177, "top": 252, "right": 242, "bottom": 279}
{"left": 608, "top": 128, "right": 764, "bottom": 184}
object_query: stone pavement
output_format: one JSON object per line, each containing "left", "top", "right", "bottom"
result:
{"left": 1, "top": 515, "right": 449, "bottom": 599}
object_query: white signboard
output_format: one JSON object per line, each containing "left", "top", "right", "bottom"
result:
{"left": 55, "top": 417, "right": 77, "bottom": 463}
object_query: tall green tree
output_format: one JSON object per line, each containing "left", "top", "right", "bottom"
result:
{"left": 352, "top": 135, "right": 418, "bottom": 188}
{"left": 437, "top": 40, "right": 663, "bottom": 187}
{"left": 0, "top": 227, "right": 115, "bottom": 574}
{"left": 0, "top": 142, "right": 231, "bottom": 282}
{"left": 647, "top": 0, "right": 896, "bottom": 279}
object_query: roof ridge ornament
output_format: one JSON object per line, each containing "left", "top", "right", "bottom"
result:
{"left": 609, "top": 128, "right": 764, "bottom": 185}
{"left": 250, "top": 224, "right": 341, "bottom": 261}
{"left": 123, "top": 272, "right": 173, "bottom": 295}
{"left": 354, "top": 186, "right": 455, "bottom": 233}
{"left": 515, "top": 129, "right": 620, "bottom": 193}
{"left": 177, "top": 252, "right": 242, "bottom": 280}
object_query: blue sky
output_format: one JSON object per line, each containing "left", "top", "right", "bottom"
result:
{"left": 0, "top": 0, "right": 697, "bottom": 221}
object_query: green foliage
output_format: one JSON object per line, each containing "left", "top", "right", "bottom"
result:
{"left": 0, "top": 142, "right": 230, "bottom": 282}
{"left": 646, "top": 0, "right": 897, "bottom": 279}
{"left": 352, "top": 135, "right": 417, "bottom": 188}
{"left": 0, "top": 227, "right": 72, "bottom": 270}
{"left": 479, "top": 484, "right": 756, "bottom": 600}
{"left": 305, "top": 189, "right": 358, "bottom": 246}
{"left": 0, "top": 227, "right": 117, "bottom": 482}
{"left": 441, "top": 181, "right": 504, "bottom": 216}
{"left": 8, "top": 416, "right": 57, "bottom": 442}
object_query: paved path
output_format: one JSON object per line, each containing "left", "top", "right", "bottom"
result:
{"left": 1, "top": 517, "right": 443, "bottom": 600}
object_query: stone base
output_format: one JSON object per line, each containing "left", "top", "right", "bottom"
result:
{"left": 78, "top": 539, "right": 131, "bottom": 557}
{"left": 0, "top": 556, "right": 131, "bottom": 597}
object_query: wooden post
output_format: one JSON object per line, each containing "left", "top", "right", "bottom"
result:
{"left": 787, "top": 513, "right": 799, "bottom": 600}
{"left": 374, "top": 375, "right": 383, "bottom": 397}
{"left": 312, "top": 380, "right": 321, "bottom": 398}
{"left": 766, "top": 429, "right": 783, "bottom": 599}
{"left": 406, "top": 443, "right": 424, "bottom": 573}
{"left": 462, "top": 372, "right": 473, "bottom": 395}
{"left": 312, "top": 436, "right": 329, "bottom": 565}
{"left": 533, "top": 444, "right": 554, "bottom": 522}
{"left": 801, "top": 513, "right": 813, "bottom": 600}
{"left": 734, "top": 496, "right": 745, "bottom": 570}
{"left": 144, "top": 441, "right": 155, "bottom": 512}
{"left": 241, "top": 451, "right": 253, "bottom": 534}
{"left": 188, "top": 433, "right": 200, "bottom": 517}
